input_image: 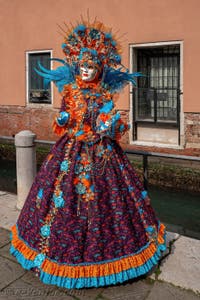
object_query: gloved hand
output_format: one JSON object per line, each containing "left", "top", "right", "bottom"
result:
{"left": 97, "top": 111, "right": 121, "bottom": 132}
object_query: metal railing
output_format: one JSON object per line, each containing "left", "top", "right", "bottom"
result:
{"left": 1, "top": 135, "right": 200, "bottom": 191}
{"left": 125, "top": 149, "right": 200, "bottom": 190}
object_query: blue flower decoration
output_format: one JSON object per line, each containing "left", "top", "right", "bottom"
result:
{"left": 111, "top": 40, "right": 117, "bottom": 46}
{"left": 63, "top": 47, "right": 70, "bottom": 54}
{"left": 119, "top": 164, "right": 124, "bottom": 171}
{"left": 55, "top": 196, "right": 65, "bottom": 208}
{"left": 105, "top": 33, "right": 112, "bottom": 39}
{"left": 107, "top": 144, "right": 113, "bottom": 151}
{"left": 104, "top": 40, "right": 110, "bottom": 46}
{"left": 61, "top": 43, "right": 67, "bottom": 49}
{"left": 79, "top": 47, "right": 98, "bottom": 60}
{"left": 146, "top": 226, "right": 155, "bottom": 233}
{"left": 68, "top": 34, "right": 78, "bottom": 46}
{"left": 74, "top": 24, "right": 86, "bottom": 36}
{"left": 84, "top": 164, "right": 92, "bottom": 171}
{"left": 139, "top": 208, "right": 144, "bottom": 214}
{"left": 72, "top": 84, "right": 78, "bottom": 89}
{"left": 119, "top": 124, "right": 125, "bottom": 132}
{"left": 33, "top": 253, "right": 46, "bottom": 267}
{"left": 89, "top": 29, "right": 100, "bottom": 39}
{"left": 40, "top": 225, "right": 51, "bottom": 237}
{"left": 37, "top": 188, "right": 43, "bottom": 199}
{"left": 60, "top": 160, "right": 69, "bottom": 172}
{"left": 141, "top": 190, "right": 148, "bottom": 199}
{"left": 128, "top": 186, "right": 134, "bottom": 192}
{"left": 75, "top": 164, "right": 83, "bottom": 174}
{"left": 75, "top": 183, "right": 86, "bottom": 195}
{"left": 97, "top": 150, "right": 104, "bottom": 157}
{"left": 53, "top": 193, "right": 65, "bottom": 208}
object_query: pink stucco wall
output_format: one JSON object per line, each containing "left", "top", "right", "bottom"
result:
{"left": 0, "top": 0, "right": 200, "bottom": 112}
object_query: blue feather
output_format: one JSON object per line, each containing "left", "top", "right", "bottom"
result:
{"left": 34, "top": 60, "right": 75, "bottom": 92}
{"left": 101, "top": 66, "right": 143, "bottom": 93}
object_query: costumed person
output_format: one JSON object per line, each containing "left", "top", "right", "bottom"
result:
{"left": 10, "top": 17, "right": 166, "bottom": 289}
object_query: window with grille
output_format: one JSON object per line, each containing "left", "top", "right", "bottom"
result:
{"left": 133, "top": 45, "right": 180, "bottom": 124}
{"left": 27, "top": 51, "right": 51, "bottom": 104}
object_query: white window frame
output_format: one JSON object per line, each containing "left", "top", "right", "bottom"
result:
{"left": 26, "top": 49, "right": 53, "bottom": 106}
{"left": 129, "top": 40, "right": 184, "bottom": 148}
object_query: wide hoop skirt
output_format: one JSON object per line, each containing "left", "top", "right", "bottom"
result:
{"left": 10, "top": 134, "right": 166, "bottom": 289}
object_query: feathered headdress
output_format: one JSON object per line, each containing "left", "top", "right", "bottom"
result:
{"left": 61, "top": 20, "right": 122, "bottom": 68}
{"left": 35, "top": 17, "right": 142, "bottom": 93}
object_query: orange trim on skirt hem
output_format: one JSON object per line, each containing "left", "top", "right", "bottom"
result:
{"left": 10, "top": 223, "right": 166, "bottom": 279}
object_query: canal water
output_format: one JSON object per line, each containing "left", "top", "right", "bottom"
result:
{"left": 149, "top": 186, "right": 200, "bottom": 240}
{"left": 0, "top": 158, "right": 199, "bottom": 240}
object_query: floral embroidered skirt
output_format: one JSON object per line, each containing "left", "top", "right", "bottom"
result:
{"left": 10, "top": 134, "right": 166, "bottom": 289}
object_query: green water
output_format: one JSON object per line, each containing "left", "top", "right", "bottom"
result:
{"left": 149, "top": 186, "right": 200, "bottom": 239}
{"left": 0, "top": 159, "right": 17, "bottom": 194}
{"left": 0, "top": 158, "right": 199, "bottom": 239}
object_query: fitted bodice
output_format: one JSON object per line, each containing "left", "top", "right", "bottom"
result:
{"left": 52, "top": 78, "right": 127, "bottom": 142}
{"left": 81, "top": 89, "right": 103, "bottom": 133}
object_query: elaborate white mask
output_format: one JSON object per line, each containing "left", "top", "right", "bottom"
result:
{"left": 80, "top": 63, "right": 98, "bottom": 82}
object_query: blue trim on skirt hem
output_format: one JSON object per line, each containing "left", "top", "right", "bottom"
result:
{"left": 9, "top": 229, "right": 167, "bottom": 289}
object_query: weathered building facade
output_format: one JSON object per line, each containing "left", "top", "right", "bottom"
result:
{"left": 1, "top": 0, "right": 200, "bottom": 149}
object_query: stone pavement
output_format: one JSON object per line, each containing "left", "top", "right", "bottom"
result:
{"left": 0, "top": 191, "right": 200, "bottom": 300}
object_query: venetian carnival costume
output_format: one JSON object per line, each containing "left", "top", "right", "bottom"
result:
{"left": 10, "top": 18, "right": 166, "bottom": 289}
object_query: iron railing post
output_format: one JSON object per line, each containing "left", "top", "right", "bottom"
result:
{"left": 143, "top": 154, "right": 148, "bottom": 190}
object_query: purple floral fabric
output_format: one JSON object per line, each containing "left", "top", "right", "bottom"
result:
{"left": 17, "top": 133, "right": 160, "bottom": 265}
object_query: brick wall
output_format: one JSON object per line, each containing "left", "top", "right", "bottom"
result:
{"left": 0, "top": 105, "right": 58, "bottom": 141}
{"left": 118, "top": 110, "right": 130, "bottom": 144}
{"left": 0, "top": 106, "right": 131, "bottom": 143}
{"left": 1, "top": 106, "right": 200, "bottom": 150}
{"left": 185, "top": 113, "right": 200, "bottom": 148}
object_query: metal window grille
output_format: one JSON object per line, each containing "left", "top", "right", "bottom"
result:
{"left": 133, "top": 45, "right": 180, "bottom": 124}
{"left": 134, "top": 87, "right": 180, "bottom": 123}
{"left": 28, "top": 52, "right": 51, "bottom": 104}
